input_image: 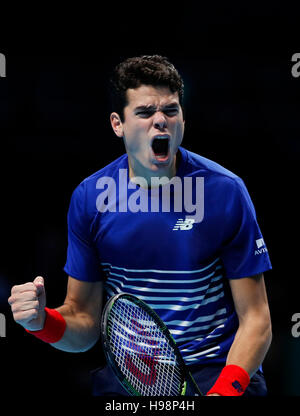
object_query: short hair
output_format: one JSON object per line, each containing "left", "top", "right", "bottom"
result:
{"left": 110, "top": 55, "right": 185, "bottom": 121}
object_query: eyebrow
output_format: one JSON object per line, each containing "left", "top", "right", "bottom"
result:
{"left": 134, "top": 102, "right": 180, "bottom": 112}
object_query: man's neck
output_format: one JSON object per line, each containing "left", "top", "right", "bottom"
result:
{"left": 128, "top": 152, "right": 180, "bottom": 188}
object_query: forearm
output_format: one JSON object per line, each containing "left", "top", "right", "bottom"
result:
{"left": 50, "top": 303, "right": 100, "bottom": 353}
{"left": 226, "top": 313, "right": 272, "bottom": 377}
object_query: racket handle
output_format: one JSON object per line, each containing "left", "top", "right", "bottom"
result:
{"left": 185, "top": 372, "right": 202, "bottom": 396}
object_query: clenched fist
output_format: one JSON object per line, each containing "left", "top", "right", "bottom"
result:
{"left": 8, "top": 276, "right": 47, "bottom": 331}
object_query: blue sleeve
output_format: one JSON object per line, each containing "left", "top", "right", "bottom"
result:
{"left": 220, "top": 177, "right": 272, "bottom": 279}
{"left": 64, "top": 181, "right": 102, "bottom": 282}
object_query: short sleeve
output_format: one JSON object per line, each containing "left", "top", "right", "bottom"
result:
{"left": 64, "top": 181, "right": 102, "bottom": 282}
{"left": 220, "top": 177, "right": 272, "bottom": 279}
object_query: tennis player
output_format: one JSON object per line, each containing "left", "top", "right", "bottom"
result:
{"left": 8, "top": 55, "right": 272, "bottom": 396}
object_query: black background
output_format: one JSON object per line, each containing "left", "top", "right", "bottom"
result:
{"left": 1, "top": 4, "right": 300, "bottom": 402}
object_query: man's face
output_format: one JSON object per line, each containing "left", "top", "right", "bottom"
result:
{"left": 110, "top": 84, "right": 185, "bottom": 181}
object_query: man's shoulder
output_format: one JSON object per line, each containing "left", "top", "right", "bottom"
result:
{"left": 82, "top": 153, "right": 128, "bottom": 186}
{"left": 182, "top": 147, "right": 241, "bottom": 183}
{"left": 69, "top": 153, "right": 128, "bottom": 208}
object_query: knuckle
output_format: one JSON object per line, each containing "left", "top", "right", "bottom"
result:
{"left": 7, "top": 296, "right": 14, "bottom": 305}
{"left": 11, "top": 304, "right": 18, "bottom": 313}
{"left": 26, "top": 283, "right": 36, "bottom": 293}
{"left": 12, "top": 282, "right": 35, "bottom": 294}
{"left": 11, "top": 285, "right": 18, "bottom": 294}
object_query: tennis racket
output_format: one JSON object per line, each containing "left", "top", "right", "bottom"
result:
{"left": 101, "top": 292, "right": 202, "bottom": 396}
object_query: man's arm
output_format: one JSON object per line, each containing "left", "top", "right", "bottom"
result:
{"left": 207, "top": 273, "right": 272, "bottom": 396}
{"left": 9, "top": 275, "right": 104, "bottom": 353}
{"left": 52, "top": 276, "right": 104, "bottom": 352}
{"left": 226, "top": 273, "right": 272, "bottom": 376}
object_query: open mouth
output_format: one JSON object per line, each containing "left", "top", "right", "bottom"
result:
{"left": 151, "top": 136, "right": 170, "bottom": 162}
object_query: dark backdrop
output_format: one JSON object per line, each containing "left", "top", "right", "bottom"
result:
{"left": 1, "top": 5, "right": 300, "bottom": 399}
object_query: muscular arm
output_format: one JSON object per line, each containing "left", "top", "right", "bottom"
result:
{"left": 226, "top": 273, "right": 272, "bottom": 377}
{"left": 52, "top": 276, "right": 104, "bottom": 352}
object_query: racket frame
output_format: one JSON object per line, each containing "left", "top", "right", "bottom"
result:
{"left": 101, "top": 292, "right": 202, "bottom": 396}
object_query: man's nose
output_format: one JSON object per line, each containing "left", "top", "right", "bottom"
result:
{"left": 153, "top": 111, "right": 167, "bottom": 129}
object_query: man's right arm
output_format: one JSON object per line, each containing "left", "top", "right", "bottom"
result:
{"left": 8, "top": 275, "right": 104, "bottom": 353}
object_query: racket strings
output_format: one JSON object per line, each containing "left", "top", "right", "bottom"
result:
{"left": 107, "top": 298, "right": 184, "bottom": 396}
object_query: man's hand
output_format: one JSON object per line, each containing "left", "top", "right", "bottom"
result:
{"left": 8, "top": 276, "right": 47, "bottom": 331}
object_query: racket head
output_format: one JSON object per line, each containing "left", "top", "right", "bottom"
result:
{"left": 101, "top": 292, "right": 197, "bottom": 396}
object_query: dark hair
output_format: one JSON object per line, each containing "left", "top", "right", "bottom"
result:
{"left": 110, "top": 55, "right": 184, "bottom": 121}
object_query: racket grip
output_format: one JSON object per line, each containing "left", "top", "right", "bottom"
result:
{"left": 185, "top": 372, "right": 202, "bottom": 396}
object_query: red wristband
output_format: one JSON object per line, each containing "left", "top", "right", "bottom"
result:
{"left": 25, "top": 307, "right": 66, "bottom": 343}
{"left": 206, "top": 365, "right": 250, "bottom": 396}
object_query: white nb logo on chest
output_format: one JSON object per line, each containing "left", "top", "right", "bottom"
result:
{"left": 172, "top": 218, "right": 195, "bottom": 231}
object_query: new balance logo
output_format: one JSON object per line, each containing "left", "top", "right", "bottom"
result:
{"left": 255, "top": 238, "right": 268, "bottom": 256}
{"left": 173, "top": 218, "right": 195, "bottom": 231}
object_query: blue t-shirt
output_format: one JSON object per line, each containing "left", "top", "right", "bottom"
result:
{"left": 64, "top": 147, "right": 272, "bottom": 366}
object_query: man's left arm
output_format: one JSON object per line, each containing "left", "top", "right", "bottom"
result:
{"left": 207, "top": 273, "right": 272, "bottom": 396}
{"left": 226, "top": 273, "right": 272, "bottom": 376}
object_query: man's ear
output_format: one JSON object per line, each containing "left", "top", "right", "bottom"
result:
{"left": 110, "top": 112, "right": 124, "bottom": 137}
